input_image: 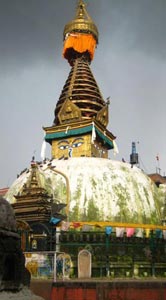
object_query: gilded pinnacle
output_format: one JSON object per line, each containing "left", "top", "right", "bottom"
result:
{"left": 63, "top": 0, "right": 98, "bottom": 43}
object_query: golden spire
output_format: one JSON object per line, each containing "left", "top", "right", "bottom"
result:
{"left": 63, "top": 0, "right": 98, "bottom": 43}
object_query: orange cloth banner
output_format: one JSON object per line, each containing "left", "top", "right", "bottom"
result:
{"left": 63, "top": 33, "right": 96, "bottom": 61}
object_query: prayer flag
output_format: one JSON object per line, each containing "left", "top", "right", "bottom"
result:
{"left": 155, "top": 229, "right": 162, "bottom": 238}
{"left": 82, "top": 224, "right": 93, "bottom": 232}
{"left": 135, "top": 228, "right": 144, "bottom": 238}
{"left": 41, "top": 140, "right": 47, "bottom": 160}
{"left": 105, "top": 226, "right": 112, "bottom": 235}
{"left": 72, "top": 222, "right": 81, "bottom": 229}
{"left": 145, "top": 228, "right": 150, "bottom": 238}
{"left": 163, "top": 230, "right": 166, "bottom": 239}
{"left": 50, "top": 217, "right": 61, "bottom": 225}
{"left": 113, "top": 140, "right": 119, "bottom": 156}
{"left": 116, "top": 227, "right": 125, "bottom": 237}
{"left": 61, "top": 221, "right": 70, "bottom": 231}
{"left": 126, "top": 228, "right": 135, "bottom": 237}
{"left": 91, "top": 122, "right": 96, "bottom": 144}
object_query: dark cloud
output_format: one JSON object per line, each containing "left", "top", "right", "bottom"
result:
{"left": 98, "top": 0, "right": 166, "bottom": 59}
{"left": 1, "top": 0, "right": 165, "bottom": 69}
{"left": 0, "top": 0, "right": 73, "bottom": 71}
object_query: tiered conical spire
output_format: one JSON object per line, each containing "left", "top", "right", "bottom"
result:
{"left": 54, "top": 55, "right": 106, "bottom": 125}
{"left": 53, "top": 0, "right": 110, "bottom": 128}
{"left": 43, "top": 0, "right": 116, "bottom": 159}
{"left": 19, "top": 161, "right": 44, "bottom": 195}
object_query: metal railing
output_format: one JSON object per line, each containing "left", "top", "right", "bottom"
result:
{"left": 24, "top": 231, "right": 166, "bottom": 279}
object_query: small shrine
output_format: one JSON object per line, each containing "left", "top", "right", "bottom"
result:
{"left": 12, "top": 160, "right": 54, "bottom": 251}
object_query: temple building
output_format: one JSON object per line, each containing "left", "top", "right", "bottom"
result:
{"left": 6, "top": 0, "right": 164, "bottom": 225}
{"left": 5, "top": 1, "right": 166, "bottom": 287}
{"left": 6, "top": 0, "right": 165, "bottom": 228}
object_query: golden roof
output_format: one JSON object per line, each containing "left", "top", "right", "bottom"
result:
{"left": 63, "top": 0, "right": 99, "bottom": 43}
{"left": 54, "top": 56, "right": 106, "bottom": 125}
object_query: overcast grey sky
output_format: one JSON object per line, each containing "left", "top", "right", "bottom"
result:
{"left": 0, "top": 0, "right": 166, "bottom": 188}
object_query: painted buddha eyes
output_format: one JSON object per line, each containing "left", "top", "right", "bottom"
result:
{"left": 58, "top": 138, "right": 84, "bottom": 150}
{"left": 72, "top": 141, "right": 83, "bottom": 148}
{"left": 59, "top": 142, "right": 83, "bottom": 149}
{"left": 59, "top": 145, "right": 69, "bottom": 150}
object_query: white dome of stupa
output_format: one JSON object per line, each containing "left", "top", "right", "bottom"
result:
{"left": 6, "top": 157, "right": 162, "bottom": 225}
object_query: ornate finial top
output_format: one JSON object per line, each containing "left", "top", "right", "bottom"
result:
{"left": 76, "top": 0, "right": 85, "bottom": 18}
{"left": 63, "top": 0, "right": 98, "bottom": 43}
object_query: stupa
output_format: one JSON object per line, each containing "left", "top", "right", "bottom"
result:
{"left": 3, "top": 0, "right": 166, "bottom": 300}
{"left": 5, "top": 2, "right": 166, "bottom": 299}
{"left": 6, "top": 0, "right": 164, "bottom": 226}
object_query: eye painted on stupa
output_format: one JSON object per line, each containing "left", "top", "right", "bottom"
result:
{"left": 72, "top": 142, "right": 83, "bottom": 148}
{"left": 58, "top": 140, "right": 69, "bottom": 150}
{"left": 59, "top": 145, "right": 69, "bottom": 150}
{"left": 72, "top": 138, "right": 84, "bottom": 148}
